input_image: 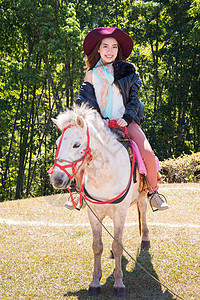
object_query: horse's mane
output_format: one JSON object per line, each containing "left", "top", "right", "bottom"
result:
{"left": 54, "top": 104, "right": 116, "bottom": 142}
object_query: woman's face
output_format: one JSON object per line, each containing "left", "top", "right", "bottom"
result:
{"left": 98, "top": 37, "right": 119, "bottom": 64}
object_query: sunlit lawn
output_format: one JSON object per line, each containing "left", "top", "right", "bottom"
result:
{"left": 0, "top": 183, "right": 199, "bottom": 299}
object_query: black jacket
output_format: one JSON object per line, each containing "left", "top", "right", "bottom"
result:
{"left": 76, "top": 61, "right": 144, "bottom": 125}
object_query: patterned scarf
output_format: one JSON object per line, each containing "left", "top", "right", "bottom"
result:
{"left": 93, "top": 58, "right": 114, "bottom": 119}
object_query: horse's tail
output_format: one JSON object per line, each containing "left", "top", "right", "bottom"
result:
{"left": 137, "top": 202, "right": 142, "bottom": 236}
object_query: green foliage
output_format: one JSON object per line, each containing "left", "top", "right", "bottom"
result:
{"left": 0, "top": 0, "right": 199, "bottom": 201}
{"left": 126, "top": 0, "right": 200, "bottom": 159}
{"left": 0, "top": 0, "right": 84, "bottom": 201}
{"left": 160, "top": 152, "right": 200, "bottom": 183}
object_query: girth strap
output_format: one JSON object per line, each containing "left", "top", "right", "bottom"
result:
{"left": 133, "top": 160, "right": 137, "bottom": 183}
{"left": 83, "top": 176, "right": 132, "bottom": 204}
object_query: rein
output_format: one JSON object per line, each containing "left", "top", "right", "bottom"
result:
{"left": 48, "top": 120, "right": 135, "bottom": 209}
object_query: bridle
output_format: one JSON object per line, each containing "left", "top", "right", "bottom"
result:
{"left": 48, "top": 121, "right": 135, "bottom": 210}
{"left": 47, "top": 124, "right": 93, "bottom": 179}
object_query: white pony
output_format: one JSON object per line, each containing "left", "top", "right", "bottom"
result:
{"left": 48, "top": 105, "right": 150, "bottom": 298}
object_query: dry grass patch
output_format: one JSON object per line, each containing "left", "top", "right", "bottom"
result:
{"left": 0, "top": 183, "right": 200, "bottom": 299}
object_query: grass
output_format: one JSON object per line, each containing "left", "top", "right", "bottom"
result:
{"left": 0, "top": 183, "right": 200, "bottom": 299}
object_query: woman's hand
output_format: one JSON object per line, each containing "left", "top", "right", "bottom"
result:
{"left": 103, "top": 118, "right": 110, "bottom": 125}
{"left": 116, "top": 118, "right": 128, "bottom": 127}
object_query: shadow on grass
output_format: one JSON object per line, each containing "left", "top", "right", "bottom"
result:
{"left": 65, "top": 248, "right": 176, "bottom": 300}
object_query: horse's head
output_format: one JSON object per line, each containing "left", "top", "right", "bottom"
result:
{"left": 48, "top": 112, "right": 92, "bottom": 189}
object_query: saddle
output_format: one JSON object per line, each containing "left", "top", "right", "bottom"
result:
{"left": 110, "top": 126, "right": 148, "bottom": 193}
{"left": 110, "top": 126, "right": 134, "bottom": 160}
{"left": 110, "top": 125, "right": 162, "bottom": 194}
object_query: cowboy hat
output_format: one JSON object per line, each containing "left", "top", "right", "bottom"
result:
{"left": 83, "top": 27, "right": 134, "bottom": 59}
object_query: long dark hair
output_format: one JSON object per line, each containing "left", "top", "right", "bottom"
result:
{"left": 84, "top": 40, "right": 126, "bottom": 71}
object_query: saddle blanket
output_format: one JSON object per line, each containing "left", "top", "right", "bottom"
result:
{"left": 131, "top": 140, "right": 161, "bottom": 176}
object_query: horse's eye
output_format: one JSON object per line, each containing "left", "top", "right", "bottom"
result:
{"left": 73, "top": 142, "right": 80, "bottom": 149}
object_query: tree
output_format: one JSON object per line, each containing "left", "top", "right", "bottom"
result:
{"left": 127, "top": 0, "right": 200, "bottom": 159}
{"left": 0, "top": 0, "right": 199, "bottom": 201}
{"left": 0, "top": 0, "right": 83, "bottom": 200}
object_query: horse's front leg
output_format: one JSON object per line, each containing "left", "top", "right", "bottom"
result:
{"left": 137, "top": 193, "right": 150, "bottom": 250}
{"left": 112, "top": 213, "right": 126, "bottom": 298}
{"left": 87, "top": 209, "right": 103, "bottom": 296}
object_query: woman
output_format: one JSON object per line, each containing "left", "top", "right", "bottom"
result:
{"left": 75, "top": 27, "right": 168, "bottom": 211}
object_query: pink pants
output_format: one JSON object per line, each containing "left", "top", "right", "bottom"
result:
{"left": 127, "top": 121, "right": 158, "bottom": 193}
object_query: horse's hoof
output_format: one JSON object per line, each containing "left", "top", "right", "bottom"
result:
{"left": 113, "top": 287, "right": 126, "bottom": 298}
{"left": 88, "top": 286, "right": 101, "bottom": 297}
{"left": 141, "top": 240, "right": 150, "bottom": 251}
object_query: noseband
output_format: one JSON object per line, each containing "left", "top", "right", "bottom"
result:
{"left": 48, "top": 124, "right": 92, "bottom": 180}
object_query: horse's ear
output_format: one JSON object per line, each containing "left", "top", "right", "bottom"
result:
{"left": 76, "top": 116, "right": 84, "bottom": 128}
{"left": 51, "top": 118, "right": 58, "bottom": 125}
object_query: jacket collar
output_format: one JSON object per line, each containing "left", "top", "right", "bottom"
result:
{"left": 113, "top": 61, "right": 136, "bottom": 80}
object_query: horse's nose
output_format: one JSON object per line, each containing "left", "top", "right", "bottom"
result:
{"left": 50, "top": 171, "right": 70, "bottom": 189}
{"left": 55, "top": 177, "right": 64, "bottom": 187}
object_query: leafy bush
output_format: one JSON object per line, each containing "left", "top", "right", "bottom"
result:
{"left": 160, "top": 152, "right": 200, "bottom": 183}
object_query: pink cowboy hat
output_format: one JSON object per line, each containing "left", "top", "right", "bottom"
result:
{"left": 83, "top": 27, "right": 134, "bottom": 59}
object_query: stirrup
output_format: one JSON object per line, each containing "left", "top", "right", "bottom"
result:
{"left": 149, "top": 191, "right": 168, "bottom": 212}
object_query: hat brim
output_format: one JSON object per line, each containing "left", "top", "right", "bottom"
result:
{"left": 83, "top": 27, "right": 133, "bottom": 59}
